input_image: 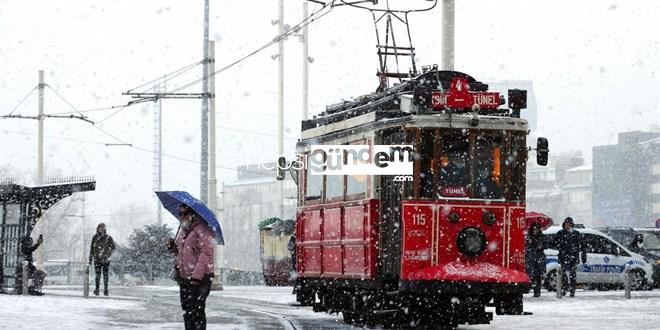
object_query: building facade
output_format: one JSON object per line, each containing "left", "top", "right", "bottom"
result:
{"left": 526, "top": 152, "right": 593, "bottom": 227}
{"left": 592, "top": 131, "right": 660, "bottom": 227}
{"left": 220, "top": 164, "right": 296, "bottom": 275}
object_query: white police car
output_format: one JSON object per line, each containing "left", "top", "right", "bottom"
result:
{"left": 542, "top": 226, "right": 654, "bottom": 290}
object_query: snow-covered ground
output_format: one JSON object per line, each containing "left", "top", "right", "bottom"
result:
{"left": 0, "top": 293, "right": 144, "bottom": 329}
{"left": 2, "top": 286, "right": 660, "bottom": 329}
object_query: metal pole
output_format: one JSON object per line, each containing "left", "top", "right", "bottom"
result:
{"left": 36, "top": 70, "right": 45, "bottom": 270}
{"left": 302, "top": 1, "right": 310, "bottom": 121}
{"left": 441, "top": 0, "right": 455, "bottom": 71}
{"left": 83, "top": 263, "right": 89, "bottom": 298}
{"left": 37, "top": 70, "right": 44, "bottom": 184}
{"left": 154, "top": 82, "right": 164, "bottom": 225}
{"left": 277, "top": 0, "right": 285, "bottom": 218}
{"left": 81, "top": 195, "right": 86, "bottom": 266}
{"left": 624, "top": 264, "right": 631, "bottom": 299}
{"left": 200, "top": 0, "right": 210, "bottom": 204}
{"left": 556, "top": 265, "right": 563, "bottom": 299}
{"left": 209, "top": 40, "right": 223, "bottom": 291}
{"left": 22, "top": 261, "right": 29, "bottom": 295}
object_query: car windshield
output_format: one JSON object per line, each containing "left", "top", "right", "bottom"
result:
{"left": 642, "top": 232, "right": 660, "bottom": 250}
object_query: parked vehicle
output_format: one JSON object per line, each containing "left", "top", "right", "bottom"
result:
{"left": 543, "top": 226, "right": 654, "bottom": 291}
{"left": 259, "top": 218, "right": 295, "bottom": 286}
{"left": 598, "top": 227, "right": 660, "bottom": 287}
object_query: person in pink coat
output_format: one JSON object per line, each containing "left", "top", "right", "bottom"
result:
{"left": 166, "top": 204, "right": 216, "bottom": 330}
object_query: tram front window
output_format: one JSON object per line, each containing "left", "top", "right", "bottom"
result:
{"left": 438, "top": 131, "right": 470, "bottom": 197}
{"left": 474, "top": 132, "right": 504, "bottom": 199}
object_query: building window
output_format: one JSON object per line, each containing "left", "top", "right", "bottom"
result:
{"left": 652, "top": 183, "right": 660, "bottom": 195}
{"left": 653, "top": 164, "right": 660, "bottom": 176}
{"left": 653, "top": 202, "right": 660, "bottom": 214}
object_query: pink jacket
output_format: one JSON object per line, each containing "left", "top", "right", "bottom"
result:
{"left": 175, "top": 220, "right": 216, "bottom": 281}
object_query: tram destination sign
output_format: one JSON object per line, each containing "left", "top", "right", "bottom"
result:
{"left": 430, "top": 76, "right": 500, "bottom": 110}
{"left": 431, "top": 90, "right": 500, "bottom": 109}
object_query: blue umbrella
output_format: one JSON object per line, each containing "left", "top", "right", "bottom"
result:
{"left": 155, "top": 191, "right": 224, "bottom": 245}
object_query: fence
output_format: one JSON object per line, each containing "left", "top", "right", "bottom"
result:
{"left": 39, "top": 261, "right": 265, "bottom": 287}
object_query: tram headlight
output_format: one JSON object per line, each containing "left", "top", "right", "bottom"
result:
{"left": 457, "top": 227, "right": 487, "bottom": 257}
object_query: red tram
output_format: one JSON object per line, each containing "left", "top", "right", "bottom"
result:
{"left": 279, "top": 69, "right": 548, "bottom": 329}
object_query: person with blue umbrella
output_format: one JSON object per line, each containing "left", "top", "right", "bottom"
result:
{"left": 157, "top": 191, "right": 224, "bottom": 330}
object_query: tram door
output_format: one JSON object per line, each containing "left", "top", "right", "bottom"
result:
{"left": 1, "top": 203, "right": 23, "bottom": 290}
{"left": 378, "top": 129, "right": 408, "bottom": 281}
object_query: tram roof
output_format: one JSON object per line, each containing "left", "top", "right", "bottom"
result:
{"left": 300, "top": 70, "right": 529, "bottom": 142}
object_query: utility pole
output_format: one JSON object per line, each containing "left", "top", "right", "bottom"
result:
{"left": 277, "top": 0, "right": 285, "bottom": 218}
{"left": 200, "top": 0, "right": 210, "bottom": 204}
{"left": 302, "top": 1, "right": 310, "bottom": 121}
{"left": 441, "top": 0, "right": 455, "bottom": 71}
{"left": 154, "top": 82, "right": 164, "bottom": 225}
{"left": 208, "top": 40, "right": 223, "bottom": 290}
{"left": 36, "top": 70, "right": 45, "bottom": 270}
{"left": 37, "top": 70, "right": 45, "bottom": 185}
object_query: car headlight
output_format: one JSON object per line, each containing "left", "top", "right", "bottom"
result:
{"left": 457, "top": 227, "right": 487, "bottom": 257}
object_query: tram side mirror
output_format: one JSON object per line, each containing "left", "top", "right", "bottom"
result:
{"left": 276, "top": 156, "right": 300, "bottom": 186}
{"left": 536, "top": 137, "right": 549, "bottom": 166}
{"left": 276, "top": 156, "right": 287, "bottom": 181}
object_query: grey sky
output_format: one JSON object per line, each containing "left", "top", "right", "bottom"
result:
{"left": 1, "top": 0, "right": 659, "bottom": 233}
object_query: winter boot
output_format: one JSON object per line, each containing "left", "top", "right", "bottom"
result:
{"left": 103, "top": 289, "right": 109, "bottom": 296}
{"left": 94, "top": 288, "right": 100, "bottom": 296}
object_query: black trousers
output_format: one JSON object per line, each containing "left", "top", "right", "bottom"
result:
{"left": 179, "top": 274, "right": 213, "bottom": 330}
{"left": 530, "top": 271, "right": 543, "bottom": 295}
{"left": 94, "top": 262, "right": 110, "bottom": 292}
{"left": 562, "top": 262, "right": 578, "bottom": 294}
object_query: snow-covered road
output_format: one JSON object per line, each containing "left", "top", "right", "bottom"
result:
{"left": 2, "top": 286, "right": 660, "bottom": 329}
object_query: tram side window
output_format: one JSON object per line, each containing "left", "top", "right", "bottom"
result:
{"left": 326, "top": 175, "right": 344, "bottom": 201}
{"left": 419, "top": 129, "right": 436, "bottom": 198}
{"left": 474, "top": 132, "right": 504, "bottom": 199}
{"left": 508, "top": 132, "right": 526, "bottom": 201}
{"left": 346, "top": 144, "right": 367, "bottom": 198}
{"left": 305, "top": 152, "right": 323, "bottom": 202}
{"left": 438, "top": 130, "right": 470, "bottom": 197}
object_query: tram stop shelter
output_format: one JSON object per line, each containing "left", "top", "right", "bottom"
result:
{"left": 0, "top": 177, "right": 95, "bottom": 293}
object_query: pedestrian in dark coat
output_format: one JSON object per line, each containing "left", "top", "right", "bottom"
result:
{"left": 553, "top": 217, "right": 587, "bottom": 297}
{"left": 628, "top": 234, "right": 644, "bottom": 254}
{"left": 89, "top": 223, "right": 116, "bottom": 296}
{"left": 525, "top": 222, "right": 546, "bottom": 297}
{"left": 20, "top": 234, "right": 46, "bottom": 295}
{"left": 166, "top": 204, "right": 215, "bottom": 330}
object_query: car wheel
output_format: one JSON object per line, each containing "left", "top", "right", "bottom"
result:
{"left": 545, "top": 270, "right": 568, "bottom": 292}
{"left": 629, "top": 270, "right": 646, "bottom": 291}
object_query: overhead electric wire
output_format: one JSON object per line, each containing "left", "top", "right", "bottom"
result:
{"left": 169, "top": 1, "right": 337, "bottom": 94}
{"left": 7, "top": 86, "right": 38, "bottom": 116}
{"left": 44, "top": 84, "right": 86, "bottom": 117}
{"left": 126, "top": 60, "right": 203, "bottom": 93}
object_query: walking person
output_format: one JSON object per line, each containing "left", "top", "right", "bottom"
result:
{"left": 20, "top": 234, "right": 47, "bottom": 295}
{"left": 89, "top": 223, "right": 116, "bottom": 296}
{"left": 525, "top": 222, "right": 546, "bottom": 297}
{"left": 166, "top": 204, "right": 216, "bottom": 330}
{"left": 553, "top": 217, "right": 587, "bottom": 297}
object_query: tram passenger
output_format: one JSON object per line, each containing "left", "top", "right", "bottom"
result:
{"left": 525, "top": 223, "right": 546, "bottom": 297}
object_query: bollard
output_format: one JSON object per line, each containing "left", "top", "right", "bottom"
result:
{"left": 624, "top": 264, "right": 631, "bottom": 299}
{"left": 22, "top": 261, "right": 29, "bottom": 296}
{"left": 83, "top": 263, "right": 90, "bottom": 298}
{"left": 556, "top": 265, "right": 563, "bottom": 299}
